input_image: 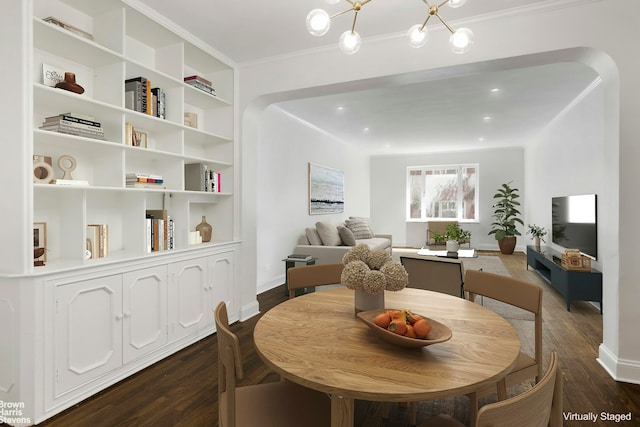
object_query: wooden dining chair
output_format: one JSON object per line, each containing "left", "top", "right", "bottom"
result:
{"left": 400, "top": 255, "right": 465, "bottom": 297}
{"left": 214, "top": 301, "right": 331, "bottom": 427}
{"left": 463, "top": 269, "right": 544, "bottom": 425}
{"left": 287, "top": 263, "right": 344, "bottom": 299}
{"left": 418, "top": 351, "right": 562, "bottom": 427}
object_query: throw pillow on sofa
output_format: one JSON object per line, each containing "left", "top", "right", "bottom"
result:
{"left": 315, "top": 222, "right": 342, "bottom": 246}
{"left": 305, "top": 227, "right": 323, "bottom": 245}
{"left": 345, "top": 217, "right": 374, "bottom": 239}
{"left": 337, "top": 225, "right": 356, "bottom": 246}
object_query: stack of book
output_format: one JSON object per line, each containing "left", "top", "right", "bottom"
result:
{"left": 126, "top": 173, "right": 165, "bottom": 189}
{"left": 184, "top": 163, "right": 221, "bottom": 192}
{"left": 125, "top": 76, "right": 165, "bottom": 119}
{"left": 86, "top": 224, "right": 108, "bottom": 259}
{"left": 145, "top": 210, "right": 175, "bottom": 252}
{"left": 184, "top": 75, "right": 216, "bottom": 96}
{"left": 40, "top": 112, "right": 105, "bottom": 140}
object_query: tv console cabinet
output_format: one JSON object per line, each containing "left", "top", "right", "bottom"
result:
{"left": 526, "top": 245, "right": 602, "bottom": 313}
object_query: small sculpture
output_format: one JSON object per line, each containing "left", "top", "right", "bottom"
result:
{"left": 34, "top": 247, "right": 45, "bottom": 266}
{"left": 55, "top": 72, "right": 84, "bottom": 94}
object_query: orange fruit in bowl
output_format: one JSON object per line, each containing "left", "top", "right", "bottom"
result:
{"left": 388, "top": 319, "right": 407, "bottom": 335}
{"left": 413, "top": 318, "right": 432, "bottom": 338}
{"left": 374, "top": 311, "right": 391, "bottom": 328}
{"left": 404, "top": 324, "right": 417, "bottom": 338}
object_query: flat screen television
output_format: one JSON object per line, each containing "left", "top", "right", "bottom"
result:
{"left": 551, "top": 194, "right": 598, "bottom": 259}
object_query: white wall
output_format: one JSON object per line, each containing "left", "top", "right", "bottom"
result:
{"left": 255, "top": 105, "right": 370, "bottom": 293}
{"left": 525, "top": 80, "right": 605, "bottom": 271}
{"left": 370, "top": 148, "right": 524, "bottom": 250}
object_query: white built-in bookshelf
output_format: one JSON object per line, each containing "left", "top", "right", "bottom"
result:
{"left": 0, "top": 1, "right": 239, "bottom": 423}
{"left": 31, "top": 0, "right": 236, "bottom": 271}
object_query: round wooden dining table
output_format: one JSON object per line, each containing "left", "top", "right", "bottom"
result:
{"left": 253, "top": 287, "right": 520, "bottom": 427}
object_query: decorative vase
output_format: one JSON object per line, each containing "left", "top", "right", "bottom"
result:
{"left": 534, "top": 237, "right": 541, "bottom": 251}
{"left": 354, "top": 289, "right": 385, "bottom": 315}
{"left": 195, "top": 216, "right": 213, "bottom": 242}
{"left": 55, "top": 72, "right": 85, "bottom": 94}
{"left": 446, "top": 240, "right": 459, "bottom": 252}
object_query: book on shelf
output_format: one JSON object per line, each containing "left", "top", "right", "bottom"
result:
{"left": 40, "top": 112, "right": 105, "bottom": 140}
{"left": 185, "top": 79, "right": 216, "bottom": 96}
{"left": 151, "top": 87, "right": 165, "bottom": 119}
{"left": 50, "top": 179, "right": 89, "bottom": 186}
{"left": 184, "top": 163, "right": 221, "bottom": 192}
{"left": 287, "top": 254, "right": 313, "bottom": 261}
{"left": 86, "top": 224, "right": 108, "bottom": 259}
{"left": 43, "top": 16, "right": 93, "bottom": 40}
{"left": 126, "top": 173, "right": 163, "bottom": 184}
{"left": 125, "top": 78, "right": 166, "bottom": 119}
{"left": 184, "top": 75, "right": 213, "bottom": 86}
{"left": 145, "top": 210, "right": 174, "bottom": 252}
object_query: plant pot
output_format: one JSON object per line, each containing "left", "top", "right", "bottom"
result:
{"left": 534, "top": 237, "right": 541, "bottom": 251}
{"left": 354, "top": 289, "right": 385, "bottom": 315}
{"left": 446, "top": 240, "right": 459, "bottom": 252}
{"left": 498, "top": 236, "right": 517, "bottom": 255}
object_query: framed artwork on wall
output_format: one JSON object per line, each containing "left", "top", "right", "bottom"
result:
{"left": 308, "top": 162, "right": 344, "bottom": 215}
{"left": 34, "top": 222, "right": 47, "bottom": 265}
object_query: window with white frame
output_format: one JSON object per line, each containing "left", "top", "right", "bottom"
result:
{"left": 407, "top": 164, "right": 478, "bottom": 221}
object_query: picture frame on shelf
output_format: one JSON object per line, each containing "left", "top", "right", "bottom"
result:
{"left": 308, "top": 162, "right": 344, "bottom": 215}
{"left": 34, "top": 222, "right": 47, "bottom": 265}
{"left": 42, "top": 63, "right": 65, "bottom": 88}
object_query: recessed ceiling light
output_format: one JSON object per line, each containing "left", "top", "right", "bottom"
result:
{"left": 336, "top": 106, "right": 345, "bottom": 112}
{"left": 490, "top": 88, "right": 500, "bottom": 93}
{"left": 363, "top": 127, "right": 370, "bottom": 133}
{"left": 483, "top": 116, "right": 492, "bottom": 122}
{"left": 478, "top": 137, "right": 485, "bottom": 142}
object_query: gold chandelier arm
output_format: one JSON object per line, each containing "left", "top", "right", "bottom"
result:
{"left": 419, "top": 14, "right": 432, "bottom": 31}
{"left": 437, "top": 0, "right": 450, "bottom": 8}
{"left": 330, "top": 7, "right": 358, "bottom": 19}
{"left": 434, "top": 12, "right": 455, "bottom": 34}
{"left": 351, "top": 10, "right": 359, "bottom": 33}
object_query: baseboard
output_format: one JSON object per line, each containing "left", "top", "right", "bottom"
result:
{"left": 239, "top": 299, "right": 260, "bottom": 322}
{"left": 598, "top": 344, "right": 640, "bottom": 385}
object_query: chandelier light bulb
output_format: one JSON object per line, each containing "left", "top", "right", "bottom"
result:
{"left": 339, "top": 30, "right": 361, "bottom": 54}
{"left": 325, "top": 0, "right": 342, "bottom": 4}
{"left": 307, "top": 9, "right": 331, "bottom": 36}
{"left": 407, "top": 24, "right": 428, "bottom": 48}
{"left": 449, "top": 27, "right": 474, "bottom": 53}
{"left": 448, "top": 0, "right": 467, "bottom": 8}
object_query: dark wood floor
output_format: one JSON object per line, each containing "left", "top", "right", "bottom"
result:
{"left": 35, "top": 252, "right": 640, "bottom": 426}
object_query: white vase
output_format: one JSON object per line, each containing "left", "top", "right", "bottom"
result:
{"left": 446, "top": 240, "right": 460, "bottom": 252}
{"left": 354, "top": 289, "right": 385, "bottom": 314}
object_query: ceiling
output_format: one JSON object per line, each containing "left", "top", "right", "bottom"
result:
{"left": 137, "top": 0, "right": 600, "bottom": 154}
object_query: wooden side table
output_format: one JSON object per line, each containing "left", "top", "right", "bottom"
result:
{"left": 282, "top": 257, "right": 317, "bottom": 296}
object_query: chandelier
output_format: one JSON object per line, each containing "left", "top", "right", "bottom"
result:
{"left": 306, "top": 0, "right": 475, "bottom": 55}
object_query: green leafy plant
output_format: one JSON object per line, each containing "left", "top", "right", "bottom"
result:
{"left": 432, "top": 223, "right": 471, "bottom": 243}
{"left": 489, "top": 182, "right": 524, "bottom": 241}
{"left": 527, "top": 224, "right": 547, "bottom": 243}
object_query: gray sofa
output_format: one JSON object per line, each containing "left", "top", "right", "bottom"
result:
{"left": 293, "top": 218, "right": 392, "bottom": 264}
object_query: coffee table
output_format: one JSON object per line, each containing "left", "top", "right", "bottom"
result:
{"left": 417, "top": 248, "right": 477, "bottom": 258}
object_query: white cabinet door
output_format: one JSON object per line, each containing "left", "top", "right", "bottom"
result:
{"left": 122, "top": 266, "right": 168, "bottom": 364}
{"left": 54, "top": 275, "right": 123, "bottom": 398}
{"left": 168, "top": 257, "right": 208, "bottom": 340}
{"left": 209, "top": 250, "right": 236, "bottom": 324}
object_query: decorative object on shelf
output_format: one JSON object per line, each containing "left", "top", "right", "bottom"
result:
{"left": 42, "top": 63, "right": 65, "bottom": 87}
{"left": 133, "top": 129, "right": 148, "bottom": 148}
{"left": 57, "top": 154, "right": 77, "bottom": 180}
{"left": 33, "top": 155, "right": 54, "bottom": 184}
{"left": 196, "top": 216, "right": 213, "bottom": 242}
{"left": 561, "top": 249, "right": 592, "bottom": 271}
{"left": 341, "top": 244, "right": 408, "bottom": 314}
{"left": 184, "top": 112, "right": 198, "bottom": 128}
{"left": 306, "top": 0, "right": 473, "bottom": 55}
{"left": 527, "top": 224, "right": 547, "bottom": 251}
{"left": 33, "top": 222, "right": 47, "bottom": 265}
{"left": 309, "top": 162, "right": 344, "bottom": 215}
{"left": 489, "top": 181, "right": 523, "bottom": 255}
{"left": 55, "top": 72, "right": 85, "bottom": 94}
{"left": 43, "top": 16, "right": 93, "bottom": 40}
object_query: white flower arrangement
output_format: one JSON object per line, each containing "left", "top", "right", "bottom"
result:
{"left": 341, "top": 244, "right": 408, "bottom": 295}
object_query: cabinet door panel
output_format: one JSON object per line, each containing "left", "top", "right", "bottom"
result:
{"left": 123, "top": 266, "right": 168, "bottom": 364}
{"left": 209, "top": 250, "right": 235, "bottom": 321}
{"left": 55, "top": 275, "right": 123, "bottom": 397}
{"left": 169, "top": 258, "right": 208, "bottom": 340}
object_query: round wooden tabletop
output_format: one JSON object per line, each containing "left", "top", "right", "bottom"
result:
{"left": 254, "top": 287, "right": 520, "bottom": 403}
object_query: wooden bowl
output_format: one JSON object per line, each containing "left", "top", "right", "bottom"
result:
{"left": 357, "top": 309, "right": 452, "bottom": 348}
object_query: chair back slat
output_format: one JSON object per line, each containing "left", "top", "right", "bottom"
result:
{"left": 287, "top": 263, "right": 344, "bottom": 299}
{"left": 400, "top": 255, "right": 464, "bottom": 297}
{"left": 215, "top": 301, "right": 242, "bottom": 427}
{"left": 464, "top": 269, "right": 542, "bottom": 314}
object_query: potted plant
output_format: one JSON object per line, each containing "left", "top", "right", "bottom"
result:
{"left": 527, "top": 224, "right": 547, "bottom": 250}
{"left": 488, "top": 182, "right": 524, "bottom": 254}
{"left": 432, "top": 223, "right": 471, "bottom": 252}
